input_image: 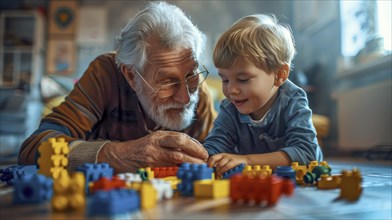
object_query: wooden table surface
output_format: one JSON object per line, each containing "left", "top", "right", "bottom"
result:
{"left": 1, "top": 157, "right": 391, "bottom": 220}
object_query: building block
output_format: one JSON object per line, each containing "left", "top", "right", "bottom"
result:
{"left": 230, "top": 174, "right": 294, "bottom": 206}
{"left": 13, "top": 173, "right": 53, "bottom": 204}
{"left": 140, "top": 182, "right": 157, "bottom": 209}
{"left": 303, "top": 165, "right": 331, "bottom": 185}
{"left": 340, "top": 168, "right": 362, "bottom": 201}
{"left": 177, "top": 163, "right": 213, "bottom": 196}
{"left": 0, "top": 165, "right": 37, "bottom": 185}
{"left": 52, "top": 170, "right": 85, "bottom": 212}
{"left": 274, "top": 166, "right": 296, "bottom": 184}
{"left": 318, "top": 174, "right": 341, "bottom": 189}
{"left": 162, "top": 176, "right": 181, "bottom": 190}
{"left": 291, "top": 162, "right": 307, "bottom": 185}
{"left": 194, "top": 179, "right": 229, "bottom": 199}
{"left": 137, "top": 167, "right": 154, "bottom": 181}
{"left": 220, "top": 163, "right": 245, "bottom": 179}
{"left": 88, "top": 189, "right": 140, "bottom": 216}
{"left": 152, "top": 166, "right": 179, "bottom": 178}
{"left": 150, "top": 179, "right": 174, "bottom": 201}
{"left": 37, "top": 137, "right": 69, "bottom": 179}
{"left": 90, "top": 176, "right": 126, "bottom": 193}
{"left": 76, "top": 163, "right": 113, "bottom": 192}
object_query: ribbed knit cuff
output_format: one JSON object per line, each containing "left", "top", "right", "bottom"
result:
{"left": 68, "top": 140, "right": 110, "bottom": 171}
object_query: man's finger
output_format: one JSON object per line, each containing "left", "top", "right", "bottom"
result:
{"left": 159, "top": 132, "right": 208, "bottom": 160}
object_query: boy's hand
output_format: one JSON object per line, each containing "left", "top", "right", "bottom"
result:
{"left": 207, "top": 153, "right": 248, "bottom": 177}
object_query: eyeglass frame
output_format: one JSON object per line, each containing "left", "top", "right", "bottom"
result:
{"left": 133, "top": 65, "right": 209, "bottom": 98}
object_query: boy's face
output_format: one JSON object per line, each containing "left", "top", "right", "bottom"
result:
{"left": 218, "top": 57, "right": 279, "bottom": 120}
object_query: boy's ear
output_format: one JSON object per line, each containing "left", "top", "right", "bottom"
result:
{"left": 121, "top": 64, "right": 137, "bottom": 90}
{"left": 274, "top": 63, "right": 290, "bottom": 87}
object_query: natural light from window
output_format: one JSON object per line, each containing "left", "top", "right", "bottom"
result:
{"left": 340, "top": 0, "right": 391, "bottom": 57}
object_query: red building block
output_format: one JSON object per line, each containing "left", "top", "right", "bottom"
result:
{"left": 90, "top": 176, "right": 126, "bottom": 193}
{"left": 152, "top": 167, "right": 179, "bottom": 178}
{"left": 230, "top": 174, "right": 294, "bottom": 206}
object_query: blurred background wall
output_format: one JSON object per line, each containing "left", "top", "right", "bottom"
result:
{"left": 0, "top": 0, "right": 391, "bottom": 161}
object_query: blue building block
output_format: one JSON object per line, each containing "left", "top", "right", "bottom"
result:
{"left": 13, "top": 173, "right": 53, "bottom": 204}
{"left": 0, "top": 165, "right": 38, "bottom": 185}
{"left": 177, "top": 163, "right": 213, "bottom": 196}
{"left": 274, "top": 166, "right": 296, "bottom": 185}
{"left": 76, "top": 163, "right": 113, "bottom": 192}
{"left": 222, "top": 163, "right": 245, "bottom": 179}
{"left": 88, "top": 189, "right": 140, "bottom": 216}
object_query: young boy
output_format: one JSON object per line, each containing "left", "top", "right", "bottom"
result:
{"left": 204, "top": 14, "right": 323, "bottom": 177}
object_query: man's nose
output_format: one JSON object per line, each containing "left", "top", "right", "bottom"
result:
{"left": 173, "top": 82, "right": 190, "bottom": 104}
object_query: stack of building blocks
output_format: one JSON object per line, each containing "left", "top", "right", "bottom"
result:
{"left": 88, "top": 189, "right": 140, "bottom": 216}
{"left": 0, "top": 165, "right": 37, "bottom": 185}
{"left": 230, "top": 174, "right": 294, "bottom": 206}
{"left": 52, "top": 169, "right": 85, "bottom": 212}
{"left": 303, "top": 165, "right": 331, "bottom": 185}
{"left": 13, "top": 173, "right": 53, "bottom": 204}
{"left": 340, "top": 168, "right": 362, "bottom": 201}
{"left": 194, "top": 179, "right": 230, "bottom": 199}
{"left": 152, "top": 166, "right": 179, "bottom": 178}
{"left": 76, "top": 163, "right": 113, "bottom": 193}
{"left": 291, "top": 161, "right": 331, "bottom": 185}
{"left": 37, "top": 137, "right": 69, "bottom": 179}
{"left": 177, "top": 163, "right": 213, "bottom": 196}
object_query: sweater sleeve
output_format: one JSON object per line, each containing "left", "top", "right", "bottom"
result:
{"left": 18, "top": 53, "right": 116, "bottom": 167}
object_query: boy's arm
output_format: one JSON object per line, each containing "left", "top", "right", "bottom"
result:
{"left": 203, "top": 100, "right": 237, "bottom": 155}
{"left": 279, "top": 92, "right": 323, "bottom": 164}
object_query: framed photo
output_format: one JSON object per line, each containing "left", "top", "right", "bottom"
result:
{"left": 46, "top": 39, "right": 76, "bottom": 75}
{"left": 48, "top": 0, "right": 78, "bottom": 35}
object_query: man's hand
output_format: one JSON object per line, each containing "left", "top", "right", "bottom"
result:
{"left": 97, "top": 131, "right": 208, "bottom": 173}
{"left": 207, "top": 153, "right": 249, "bottom": 177}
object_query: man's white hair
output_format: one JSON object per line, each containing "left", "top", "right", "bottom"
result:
{"left": 115, "top": 1, "right": 206, "bottom": 72}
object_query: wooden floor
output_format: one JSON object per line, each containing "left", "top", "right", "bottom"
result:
{"left": 1, "top": 157, "right": 391, "bottom": 220}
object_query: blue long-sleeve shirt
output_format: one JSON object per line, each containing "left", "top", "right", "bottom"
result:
{"left": 204, "top": 80, "right": 323, "bottom": 165}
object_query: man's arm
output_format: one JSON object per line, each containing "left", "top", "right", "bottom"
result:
{"left": 18, "top": 54, "right": 114, "bottom": 167}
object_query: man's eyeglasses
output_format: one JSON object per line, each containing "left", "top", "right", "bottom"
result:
{"left": 134, "top": 65, "right": 209, "bottom": 99}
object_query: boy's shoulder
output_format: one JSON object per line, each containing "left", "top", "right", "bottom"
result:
{"left": 279, "top": 80, "right": 307, "bottom": 98}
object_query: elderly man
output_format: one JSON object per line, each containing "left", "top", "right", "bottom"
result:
{"left": 18, "top": 1, "right": 217, "bottom": 173}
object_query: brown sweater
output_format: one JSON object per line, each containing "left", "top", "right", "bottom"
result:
{"left": 18, "top": 53, "right": 217, "bottom": 170}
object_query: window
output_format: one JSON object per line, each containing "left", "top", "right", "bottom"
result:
{"left": 340, "top": 0, "right": 391, "bottom": 57}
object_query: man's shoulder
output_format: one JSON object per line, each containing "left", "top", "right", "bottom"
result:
{"left": 93, "top": 52, "right": 117, "bottom": 64}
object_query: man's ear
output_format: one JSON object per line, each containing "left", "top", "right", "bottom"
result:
{"left": 121, "top": 64, "right": 137, "bottom": 90}
{"left": 274, "top": 63, "right": 290, "bottom": 87}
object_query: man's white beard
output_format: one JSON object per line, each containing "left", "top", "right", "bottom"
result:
{"left": 134, "top": 80, "right": 199, "bottom": 131}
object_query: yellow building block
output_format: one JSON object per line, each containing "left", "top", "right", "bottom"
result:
{"left": 37, "top": 137, "right": 69, "bottom": 179}
{"left": 194, "top": 179, "right": 229, "bottom": 199}
{"left": 340, "top": 168, "right": 362, "bottom": 201}
{"left": 52, "top": 170, "right": 85, "bottom": 212}
{"left": 140, "top": 182, "right": 157, "bottom": 209}
{"left": 318, "top": 174, "right": 341, "bottom": 189}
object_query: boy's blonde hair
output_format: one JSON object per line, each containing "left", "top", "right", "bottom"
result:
{"left": 213, "top": 14, "right": 296, "bottom": 73}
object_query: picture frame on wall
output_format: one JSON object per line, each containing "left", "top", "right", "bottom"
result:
{"left": 48, "top": 0, "right": 78, "bottom": 36}
{"left": 46, "top": 39, "right": 76, "bottom": 75}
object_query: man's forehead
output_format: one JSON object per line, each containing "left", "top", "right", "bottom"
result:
{"left": 149, "top": 48, "right": 196, "bottom": 65}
